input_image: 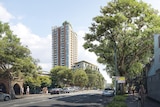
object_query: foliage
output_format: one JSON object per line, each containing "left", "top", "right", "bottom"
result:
{"left": 50, "top": 66, "right": 73, "bottom": 87}
{"left": 24, "top": 74, "right": 52, "bottom": 94}
{"left": 39, "top": 75, "right": 51, "bottom": 88}
{"left": 0, "top": 21, "right": 40, "bottom": 79}
{"left": 73, "top": 69, "right": 88, "bottom": 87}
{"left": 24, "top": 76, "right": 41, "bottom": 88}
{"left": 83, "top": 0, "right": 160, "bottom": 79}
{"left": 97, "top": 73, "right": 105, "bottom": 89}
{"left": 85, "top": 69, "right": 98, "bottom": 88}
{"left": 113, "top": 95, "right": 127, "bottom": 101}
{"left": 85, "top": 68, "right": 105, "bottom": 89}
{"left": 107, "top": 101, "right": 127, "bottom": 107}
{"left": 107, "top": 95, "right": 127, "bottom": 107}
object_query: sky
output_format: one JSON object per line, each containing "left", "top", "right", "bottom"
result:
{"left": 0, "top": 0, "right": 160, "bottom": 84}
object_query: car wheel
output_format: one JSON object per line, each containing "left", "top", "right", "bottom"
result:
{"left": 4, "top": 96, "right": 10, "bottom": 101}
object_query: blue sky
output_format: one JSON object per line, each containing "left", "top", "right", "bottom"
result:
{"left": 1, "top": 0, "right": 107, "bottom": 36}
{"left": 0, "top": 0, "right": 160, "bottom": 83}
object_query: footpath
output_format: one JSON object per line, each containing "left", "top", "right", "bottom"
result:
{"left": 126, "top": 94, "right": 160, "bottom": 107}
{"left": 15, "top": 93, "right": 51, "bottom": 99}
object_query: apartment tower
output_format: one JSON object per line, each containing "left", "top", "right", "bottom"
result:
{"left": 52, "top": 21, "right": 78, "bottom": 68}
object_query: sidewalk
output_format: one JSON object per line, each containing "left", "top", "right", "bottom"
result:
{"left": 126, "top": 94, "right": 160, "bottom": 107}
{"left": 15, "top": 93, "right": 51, "bottom": 99}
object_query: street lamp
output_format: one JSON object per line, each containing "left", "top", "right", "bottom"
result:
{"left": 114, "top": 41, "right": 118, "bottom": 95}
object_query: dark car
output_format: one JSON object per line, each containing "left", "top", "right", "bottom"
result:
{"left": 50, "top": 88, "right": 63, "bottom": 94}
{"left": 0, "top": 92, "right": 11, "bottom": 101}
{"left": 102, "top": 88, "right": 115, "bottom": 97}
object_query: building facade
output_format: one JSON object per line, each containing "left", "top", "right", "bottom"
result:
{"left": 72, "top": 60, "right": 99, "bottom": 72}
{"left": 52, "top": 21, "right": 78, "bottom": 69}
{"left": 147, "top": 34, "right": 160, "bottom": 102}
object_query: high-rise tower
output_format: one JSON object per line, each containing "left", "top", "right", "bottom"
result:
{"left": 52, "top": 21, "right": 78, "bottom": 69}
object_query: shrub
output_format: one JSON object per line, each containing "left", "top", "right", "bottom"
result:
{"left": 106, "top": 95, "right": 127, "bottom": 107}
{"left": 107, "top": 101, "right": 127, "bottom": 107}
{"left": 113, "top": 95, "right": 127, "bottom": 101}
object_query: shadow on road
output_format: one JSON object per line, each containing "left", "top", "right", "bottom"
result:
{"left": 27, "top": 104, "right": 100, "bottom": 107}
{"left": 25, "top": 93, "right": 113, "bottom": 107}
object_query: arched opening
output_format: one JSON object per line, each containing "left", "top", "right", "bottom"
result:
{"left": 0, "top": 83, "right": 7, "bottom": 93}
{"left": 13, "top": 83, "right": 20, "bottom": 95}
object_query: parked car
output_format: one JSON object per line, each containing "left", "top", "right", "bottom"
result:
{"left": 63, "top": 87, "right": 71, "bottom": 93}
{"left": 50, "top": 88, "right": 63, "bottom": 94}
{"left": 0, "top": 92, "right": 11, "bottom": 101}
{"left": 102, "top": 88, "right": 115, "bottom": 97}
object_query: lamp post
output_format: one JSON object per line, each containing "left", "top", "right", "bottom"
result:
{"left": 114, "top": 41, "right": 118, "bottom": 95}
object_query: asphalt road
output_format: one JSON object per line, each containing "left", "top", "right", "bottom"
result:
{"left": 0, "top": 90, "right": 113, "bottom": 107}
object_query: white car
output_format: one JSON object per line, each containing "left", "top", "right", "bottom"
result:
{"left": 0, "top": 92, "right": 11, "bottom": 101}
{"left": 102, "top": 88, "right": 115, "bottom": 97}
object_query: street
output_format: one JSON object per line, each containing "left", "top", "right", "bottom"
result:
{"left": 0, "top": 90, "right": 113, "bottom": 107}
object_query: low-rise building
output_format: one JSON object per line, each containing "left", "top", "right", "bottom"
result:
{"left": 72, "top": 60, "right": 99, "bottom": 72}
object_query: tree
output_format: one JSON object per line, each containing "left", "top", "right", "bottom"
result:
{"left": 24, "top": 75, "right": 52, "bottom": 94}
{"left": 83, "top": 0, "right": 160, "bottom": 79}
{"left": 39, "top": 75, "right": 51, "bottom": 88}
{"left": 85, "top": 68, "right": 105, "bottom": 89}
{"left": 57, "top": 69, "right": 73, "bottom": 87}
{"left": 85, "top": 69, "right": 97, "bottom": 88}
{"left": 95, "top": 72, "right": 105, "bottom": 89}
{"left": 0, "top": 21, "right": 40, "bottom": 97}
{"left": 73, "top": 69, "right": 88, "bottom": 87}
{"left": 50, "top": 66, "right": 73, "bottom": 87}
{"left": 24, "top": 76, "right": 41, "bottom": 94}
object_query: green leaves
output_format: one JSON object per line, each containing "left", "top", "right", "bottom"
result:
{"left": 50, "top": 66, "right": 74, "bottom": 87}
{"left": 73, "top": 69, "right": 88, "bottom": 87}
{"left": 50, "top": 66, "right": 105, "bottom": 88}
{"left": 83, "top": 0, "right": 160, "bottom": 79}
{"left": 0, "top": 21, "right": 39, "bottom": 79}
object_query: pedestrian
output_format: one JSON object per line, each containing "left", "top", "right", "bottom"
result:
{"left": 26, "top": 86, "right": 30, "bottom": 95}
{"left": 131, "top": 85, "right": 135, "bottom": 96}
{"left": 138, "top": 84, "right": 146, "bottom": 107}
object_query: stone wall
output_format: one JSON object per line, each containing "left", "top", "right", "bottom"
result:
{"left": 0, "top": 78, "right": 9, "bottom": 93}
{"left": 0, "top": 78, "right": 23, "bottom": 95}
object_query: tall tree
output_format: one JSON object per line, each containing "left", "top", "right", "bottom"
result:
{"left": 83, "top": 0, "right": 160, "bottom": 79}
{"left": 0, "top": 21, "right": 40, "bottom": 97}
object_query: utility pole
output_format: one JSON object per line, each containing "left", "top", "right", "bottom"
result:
{"left": 114, "top": 41, "right": 118, "bottom": 95}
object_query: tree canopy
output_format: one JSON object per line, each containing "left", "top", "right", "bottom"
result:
{"left": 50, "top": 66, "right": 74, "bottom": 87}
{"left": 73, "top": 69, "right": 88, "bottom": 87}
{"left": 0, "top": 21, "right": 39, "bottom": 79}
{"left": 83, "top": 0, "right": 160, "bottom": 79}
{"left": 85, "top": 68, "right": 105, "bottom": 89}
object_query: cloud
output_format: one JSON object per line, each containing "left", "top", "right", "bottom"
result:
{"left": 0, "top": 3, "right": 14, "bottom": 22}
{"left": 10, "top": 23, "right": 52, "bottom": 71}
{"left": 0, "top": 3, "right": 112, "bottom": 83}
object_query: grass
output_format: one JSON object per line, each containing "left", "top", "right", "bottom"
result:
{"left": 106, "top": 95, "right": 127, "bottom": 107}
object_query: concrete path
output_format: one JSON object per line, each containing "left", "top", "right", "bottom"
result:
{"left": 126, "top": 94, "right": 160, "bottom": 107}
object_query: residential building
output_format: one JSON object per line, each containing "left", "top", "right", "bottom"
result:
{"left": 147, "top": 34, "right": 160, "bottom": 102}
{"left": 72, "top": 60, "right": 99, "bottom": 72}
{"left": 52, "top": 21, "right": 78, "bottom": 69}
